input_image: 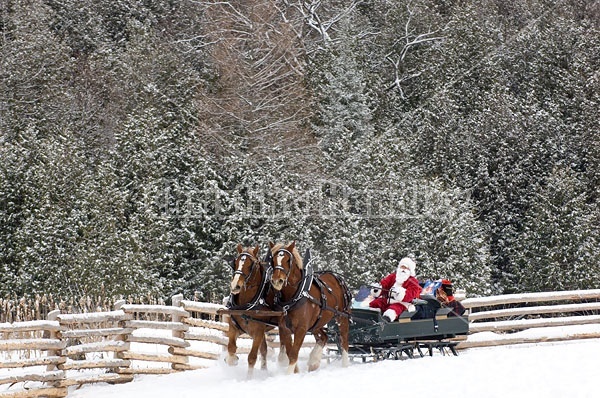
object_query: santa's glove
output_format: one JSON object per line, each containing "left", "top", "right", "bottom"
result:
{"left": 370, "top": 283, "right": 382, "bottom": 298}
{"left": 389, "top": 286, "right": 406, "bottom": 303}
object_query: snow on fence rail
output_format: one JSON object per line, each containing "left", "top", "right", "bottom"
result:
{"left": 0, "top": 319, "right": 68, "bottom": 398}
{"left": 2, "top": 290, "right": 600, "bottom": 396}
{"left": 457, "top": 289, "right": 600, "bottom": 348}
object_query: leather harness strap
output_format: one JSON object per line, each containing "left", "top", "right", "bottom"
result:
{"left": 226, "top": 252, "right": 279, "bottom": 332}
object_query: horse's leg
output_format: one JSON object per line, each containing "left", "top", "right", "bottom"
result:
{"left": 287, "top": 327, "right": 307, "bottom": 374}
{"left": 278, "top": 341, "right": 288, "bottom": 365}
{"left": 337, "top": 315, "right": 350, "bottom": 367}
{"left": 259, "top": 332, "right": 268, "bottom": 370}
{"left": 277, "top": 323, "right": 292, "bottom": 367}
{"left": 308, "top": 328, "right": 328, "bottom": 372}
{"left": 247, "top": 328, "right": 265, "bottom": 379}
{"left": 225, "top": 323, "right": 240, "bottom": 366}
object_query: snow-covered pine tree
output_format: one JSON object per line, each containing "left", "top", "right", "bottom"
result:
{"left": 512, "top": 167, "right": 600, "bottom": 292}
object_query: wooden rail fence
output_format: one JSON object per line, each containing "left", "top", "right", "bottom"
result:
{"left": 457, "top": 289, "right": 600, "bottom": 348}
{"left": 2, "top": 290, "right": 600, "bottom": 397}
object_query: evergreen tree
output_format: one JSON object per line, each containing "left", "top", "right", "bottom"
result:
{"left": 512, "top": 168, "right": 600, "bottom": 291}
{"left": 1, "top": 0, "right": 599, "bottom": 300}
{"left": 0, "top": 127, "right": 158, "bottom": 296}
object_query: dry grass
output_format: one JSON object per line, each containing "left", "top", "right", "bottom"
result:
{"left": 0, "top": 294, "right": 166, "bottom": 322}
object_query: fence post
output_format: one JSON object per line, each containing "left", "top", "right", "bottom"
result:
{"left": 46, "top": 309, "right": 62, "bottom": 370}
{"left": 46, "top": 309, "right": 68, "bottom": 394}
{"left": 113, "top": 299, "right": 131, "bottom": 375}
{"left": 114, "top": 300, "right": 125, "bottom": 311}
{"left": 171, "top": 294, "right": 189, "bottom": 370}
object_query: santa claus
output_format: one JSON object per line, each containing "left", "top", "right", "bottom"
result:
{"left": 369, "top": 257, "right": 421, "bottom": 322}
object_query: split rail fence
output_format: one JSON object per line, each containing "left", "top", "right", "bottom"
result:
{"left": 457, "top": 288, "right": 600, "bottom": 348}
{"left": 2, "top": 289, "right": 600, "bottom": 397}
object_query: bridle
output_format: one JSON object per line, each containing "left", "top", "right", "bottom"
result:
{"left": 227, "top": 250, "right": 272, "bottom": 311}
{"left": 272, "top": 248, "right": 296, "bottom": 286}
{"left": 233, "top": 252, "right": 261, "bottom": 290}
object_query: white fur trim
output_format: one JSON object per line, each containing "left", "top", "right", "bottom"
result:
{"left": 370, "top": 283, "right": 382, "bottom": 298}
{"left": 396, "top": 269, "right": 410, "bottom": 283}
{"left": 398, "top": 257, "right": 416, "bottom": 276}
{"left": 389, "top": 286, "right": 406, "bottom": 303}
{"left": 383, "top": 308, "right": 397, "bottom": 321}
{"left": 398, "top": 302, "right": 414, "bottom": 311}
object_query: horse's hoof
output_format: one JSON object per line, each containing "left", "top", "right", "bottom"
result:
{"left": 342, "top": 352, "right": 350, "bottom": 367}
{"left": 225, "top": 355, "right": 239, "bottom": 366}
{"left": 308, "top": 363, "right": 320, "bottom": 372}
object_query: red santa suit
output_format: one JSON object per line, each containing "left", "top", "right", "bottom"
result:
{"left": 369, "top": 257, "right": 421, "bottom": 322}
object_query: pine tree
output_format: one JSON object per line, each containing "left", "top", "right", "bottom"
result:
{"left": 512, "top": 168, "right": 600, "bottom": 291}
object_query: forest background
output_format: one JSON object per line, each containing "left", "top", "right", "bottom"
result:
{"left": 1, "top": 0, "right": 599, "bottom": 303}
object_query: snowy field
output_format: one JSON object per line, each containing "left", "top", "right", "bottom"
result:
{"left": 2, "top": 319, "right": 599, "bottom": 398}
{"left": 65, "top": 335, "right": 599, "bottom": 398}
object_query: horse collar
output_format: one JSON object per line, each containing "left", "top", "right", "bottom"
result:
{"left": 274, "top": 257, "right": 314, "bottom": 312}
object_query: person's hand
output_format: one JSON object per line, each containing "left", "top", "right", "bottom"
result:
{"left": 389, "top": 286, "right": 406, "bottom": 303}
{"left": 370, "top": 283, "right": 382, "bottom": 298}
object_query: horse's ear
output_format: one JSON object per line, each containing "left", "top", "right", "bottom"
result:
{"left": 288, "top": 240, "right": 296, "bottom": 251}
{"left": 224, "top": 256, "right": 236, "bottom": 269}
{"left": 269, "top": 241, "right": 274, "bottom": 249}
{"left": 236, "top": 243, "right": 243, "bottom": 253}
{"left": 252, "top": 245, "right": 259, "bottom": 257}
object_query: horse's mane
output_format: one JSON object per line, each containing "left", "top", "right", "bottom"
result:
{"left": 241, "top": 246, "right": 256, "bottom": 255}
{"left": 271, "top": 242, "right": 303, "bottom": 270}
{"left": 237, "top": 245, "right": 259, "bottom": 259}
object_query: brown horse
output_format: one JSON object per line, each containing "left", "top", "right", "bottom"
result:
{"left": 269, "top": 241, "right": 351, "bottom": 373}
{"left": 225, "top": 244, "right": 287, "bottom": 377}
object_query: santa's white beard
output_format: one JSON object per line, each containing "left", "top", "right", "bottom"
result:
{"left": 396, "top": 270, "right": 410, "bottom": 284}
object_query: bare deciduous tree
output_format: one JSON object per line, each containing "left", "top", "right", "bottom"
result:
{"left": 194, "top": 0, "right": 319, "bottom": 172}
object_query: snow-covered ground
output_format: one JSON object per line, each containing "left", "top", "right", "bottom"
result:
{"left": 2, "top": 317, "right": 599, "bottom": 398}
{"left": 64, "top": 334, "right": 599, "bottom": 398}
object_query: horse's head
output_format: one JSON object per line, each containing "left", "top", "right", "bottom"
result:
{"left": 268, "top": 241, "right": 303, "bottom": 291}
{"left": 230, "top": 244, "right": 261, "bottom": 295}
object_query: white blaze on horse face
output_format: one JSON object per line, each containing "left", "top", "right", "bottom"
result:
{"left": 230, "top": 255, "right": 246, "bottom": 293}
{"left": 271, "top": 251, "right": 287, "bottom": 290}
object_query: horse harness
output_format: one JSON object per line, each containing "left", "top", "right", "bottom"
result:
{"left": 226, "top": 252, "right": 279, "bottom": 332}
{"left": 272, "top": 248, "right": 352, "bottom": 332}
